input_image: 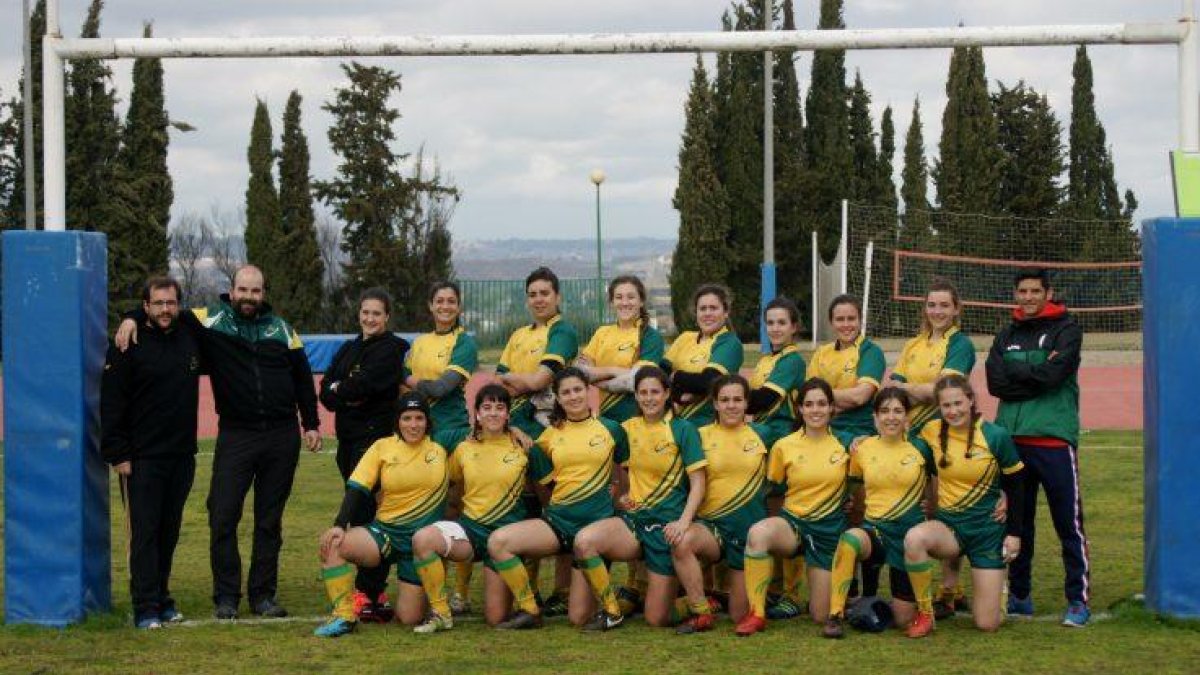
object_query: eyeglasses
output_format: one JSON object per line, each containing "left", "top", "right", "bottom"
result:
{"left": 148, "top": 300, "right": 179, "bottom": 308}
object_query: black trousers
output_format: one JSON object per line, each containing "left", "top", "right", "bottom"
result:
{"left": 336, "top": 440, "right": 390, "bottom": 597}
{"left": 208, "top": 423, "right": 300, "bottom": 605}
{"left": 126, "top": 454, "right": 196, "bottom": 618}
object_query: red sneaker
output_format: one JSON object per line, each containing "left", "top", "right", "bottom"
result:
{"left": 676, "top": 612, "right": 717, "bottom": 635}
{"left": 351, "top": 591, "right": 371, "bottom": 619}
{"left": 907, "top": 610, "right": 935, "bottom": 638}
{"left": 734, "top": 613, "right": 767, "bottom": 637}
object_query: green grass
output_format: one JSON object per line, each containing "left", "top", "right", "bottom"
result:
{"left": 1, "top": 431, "right": 1197, "bottom": 673}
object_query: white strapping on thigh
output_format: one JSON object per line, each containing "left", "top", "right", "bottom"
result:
{"left": 432, "top": 521, "right": 469, "bottom": 557}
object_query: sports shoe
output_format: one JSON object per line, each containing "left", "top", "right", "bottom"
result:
{"left": 541, "top": 591, "right": 569, "bottom": 617}
{"left": 821, "top": 615, "right": 845, "bottom": 639}
{"left": 135, "top": 614, "right": 162, "bottom": 630}
{"left": 214, "top": 601, "right": 238, "bottom": 621}
{"left": 675, "top": 612, "right": 716, "bottom": 634}
{"left": 357, "top": 593, "right": 394, "bottom": 623}
{"left": 251, "top": 597, "right": 288, "bottom": 618}
{"left": 615, "top": 586, "right": 644, "bottom": 617}
{"left": 1007, "top": 593, "right": 1035, "bottom": 618}
{"left": 581, "top": 609, "right": 625, "bottom": 632}
{"left": 159, "top": 605, "right": 184, "bottom": 624}
{"left": 765, "top": 594, "right": 803, "bottom": 620}
{"left": 932, "top": 596, "right": 956, "bottom": 621}
{"left": 413, "top": 611, "right": 454, "bottom": 634}
{"left": 496, "top": 610, "right": 544, "bottom": 630}
{"left": 1061, "top": 601, "right": 1091, "bottom": 628}
{"left": 734, "top": 613, "right": 767, "bottom": 637}
{"left": 313, "top": 617, "right": 357, "bottom": 638}
{"left": 907, "top": 610, "right": 935, "bottom": 638}
{"left": 449, "top": 592, "right": 471, "bottom": 616}
{"left": 351, "top": 591, "right": 371, "bottom": 618}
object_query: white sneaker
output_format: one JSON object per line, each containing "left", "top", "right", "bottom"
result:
{"left": 413, "top": 612, "right": 453, "bottom": 634}
{"left": 449, "top": 593, "right": 471, "bottom": 616}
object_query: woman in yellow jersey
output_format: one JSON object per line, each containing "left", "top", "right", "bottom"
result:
{"left": 571, "top": 367, "right": 708, "bottom": 631}
{"left": 903, "top": 374, "right": 1026, "bottom": 637}
{"left": 807, "top": 294, "right": 886, "bottom": 439}
{"left": 408, "top": 384, "right": 531, "bottom": 632}
{"left": 823, "top": 387, "right": 935, "bottom": 639}
{"left": 736, "top": 378, "right": 851, "bottom": 636}
{"left": 577, "top": 275, "right": 665, "bottom": 423}
{"left": 314, "top": 394, "right": 451, "bottom": 637}
{"left": 671, "top": 374, "right": 768, "bottom": 634}
{"left": 665, "top": 284, "right": 745, "bottom": 426}
{"left": 487, "top": 367, "right": 626, "bottom": 630}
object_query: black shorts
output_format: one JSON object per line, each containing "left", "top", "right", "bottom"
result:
{"left": 863, "top": 528, "right": 914, "bottom": 602}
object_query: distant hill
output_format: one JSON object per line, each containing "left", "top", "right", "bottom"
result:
{"left": 453, "top": 237, "right": 676, "bottom": 281}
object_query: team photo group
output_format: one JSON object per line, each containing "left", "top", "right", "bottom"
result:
{"left": 102, "top": 261, "right": 1090, "bottom": 640}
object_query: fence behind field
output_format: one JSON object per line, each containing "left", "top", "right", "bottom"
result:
{"left": 459, "top": 278, "right": 610, "bottom": 349}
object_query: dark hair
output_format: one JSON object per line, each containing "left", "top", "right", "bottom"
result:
{"left": 709, "top": 372, "right": 751, "bottom": 405}
{"left": 609, "top": 275, "right": 650, "bottom": 327}
{"left": 764, "top": 296, "right": 803, "bottom": 340}
{"left": 792, "top": 377, "right": 835, "bottom": 432}
{"left": 394, "top": 392, "right": 431, "bottom": 437}
{"left": 549, "top": 366, "right": 591, "bottom": 427}
{"left": 142, "top": 275, "right": 182, "bottom": 303}
{"left": 919, "top": 278, "right": 962, "bottom": 336}
{"left": 933, "top": 373, "right": 980, "bottom": 469}
{"left": 1013, "top": 268, "right": 1051, "bottom": 290}
{"left": 427, "top": 281, "right": 462, "bottom": 328}
{"left": 359, "top": 287, "right": 393, "bottom": 316}
{"left": 692, "top": 283, "right": 733, "bottom": 333}
{"left": 872, "top": 386, "right": 911, "bottom": 414}
{"left": 633, "top": 365, "right": 671, "bottom": 393}
{"left": 526, "top": 266, "right": 561, "bottom": 294}
{"left": 470, "top": 383, "right": 512, "bottom": 441}
{"left": 827, "top": 293, "right": 863, "bottom": 322}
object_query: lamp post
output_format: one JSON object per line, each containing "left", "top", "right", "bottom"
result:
{"left": 590, "top": 168, "right": 606, "bottom": 326}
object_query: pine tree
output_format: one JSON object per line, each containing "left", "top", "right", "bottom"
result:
{"left": 877, "top": 105, "right": 898, "bottom": 214}
{"left": 244, "top": 98, "right": 282, "bottom": 280}
{"left": 277, "top": 90, "right": 325, "bottom": 330}
{"left": 7, "top": 1, "right": 45, "bottom": 228}
{"left": 803, "top": 0, "right": 851, "bottom": 260}
{"left": 847, "top": 71, "right": 878, "bottom": 205}
{"left": 993, "top": 82, "right": 1064, "bottom": 224}
{"left": 773, "top": 0, "right": 811, "bottom": 312}
{"left": 65, "top": 0, "right": 120, "bottom": 232}
{"left": 670, "top": 57, "right": 731, "bottom": 331}
{"left": 0, "top": 95, "right": 17, "bottom": 217}
{"left": 900, "top": 97, "right": 932, "bottom": 248}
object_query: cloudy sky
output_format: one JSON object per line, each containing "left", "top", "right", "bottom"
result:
{"left": 0, "top": 1, "right": 1188, "bottom": 241}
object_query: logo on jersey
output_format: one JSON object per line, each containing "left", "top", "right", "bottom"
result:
{"left": 842, "top": 361, "right": 855, "bottom": 374}
{"left": 425, "top": 451, "right": 439, "bottom": 464}
{"left": 502, "top": 452, "right": 523, "bottom": 465}
{"left": 653, "top": 441, "right": 675, "bottom": 455}
{"left": 829, "top": 452, "right": 846, "bottom": 465}
{"left": 437, "top": 347, "right": 450, "bottom": 358}
{"left": 264, "top": 325, "right": 280, "bottom": 338}
{"left": 900, "top": 454, "right": 918, "bottom": 466}
{"left": 589, "top": 435, "right": 606, "bottom": 448}
{"left": 617, "top": 342, "right": 635, "bottom": 352}
{"left": 743, "top": 441, "right": 761, "bottom": 453}
{"left": 188, "top": 356, "right": 201, "bottom": 374}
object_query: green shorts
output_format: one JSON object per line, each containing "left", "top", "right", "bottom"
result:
{"left": 937, "top": 510, "right": 1006, "bottom": 570}
{"left": 863, "top": 511, "right": 923, "bottom": 571}
{"left": 365, "top": 521, "right": 420, "bottom": 585}
{"left": 620, "top": 510, "right": 676, "bottom": 577}
{"left": 700, "top": 502, "right": 766, "bottom": 571}
{"left": 544, "top": 502, "right": 613, "bottom": 553}
{"left": 780, "top": 510, "right": 846, "bottom": 571}
{"left": 460, "top": 515, "right": 525, "bottom": 571}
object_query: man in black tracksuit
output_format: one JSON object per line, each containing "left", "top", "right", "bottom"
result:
{"left": 102, "top": 277, "right": 201, "bottom": 629}
{"left": 986, "top": 269, "right": 1091, "bottom": 627}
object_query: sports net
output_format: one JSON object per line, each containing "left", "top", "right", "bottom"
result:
{"left": 845, "top": 203, "right": 1142, "bottom": 339}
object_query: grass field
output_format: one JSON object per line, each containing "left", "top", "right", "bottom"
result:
{"left": 1, "top": 430, "right": 1197, "bottom": 674}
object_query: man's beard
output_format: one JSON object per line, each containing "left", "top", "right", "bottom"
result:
{"left": 236, "top": 298, "right": 260, "bottom": 317}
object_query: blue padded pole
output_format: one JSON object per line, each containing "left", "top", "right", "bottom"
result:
{"left": 2, "top": 231, "right": 110, "bottom": 625}
{"left": 759, "top": 262, "right": 776, "bottom": 353}
{"left": 1142, "top": 217, "right": 1200, "bottom": 618}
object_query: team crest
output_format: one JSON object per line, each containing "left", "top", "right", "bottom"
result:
{"left": 589, "top": 435, "right": 605, "bottom": 448}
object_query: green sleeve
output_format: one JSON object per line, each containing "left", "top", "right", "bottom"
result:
{"left": 432, "top": 427, "right": 470, "bottom": 454}
{"left": 450, "top": 332, "right": 479, "bottom": 375}
{"left": 943, "top": 332, "right": 976, "bottom": 375}
{"left": 833, "top": 429, "right": 856, "bottom": 448}
{"left": 767, "top": 352, "right": 805, "bottom": 392}
{"left": 856, "top": 340, "right": 886, "bottom": 383}
{"left": 529, "top": 443, "right": 554, "bottom": 483}
{"left": 911, "top": 436, "right": 936, "bottom": 473}
{"left": 984, "top": 422, "right": 1023, "bottom": 471}
{"left": 672, "top": 419, "right": 706, "bottom": 470}
{"left": 638, "top": 327, "right": 666, "bottom": 366}
{"left": 543, "top": 320, "right": 579, "bottom": 366}
{"left": 708, "top": 331, "right": 744, "bottom": 374}
{"left": 600, "top": 417, "right": 629, "bottom": 465}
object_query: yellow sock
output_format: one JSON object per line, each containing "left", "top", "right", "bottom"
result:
{"left": 454, "top": 560, "right": 474, "bottom": 599}
{"left": 579, "top": 556, "right": 620, "bottom": 615}
{"left": 495, "top": 556, "right": 540, "bottom": 615}
{"left": 906, "top": 559, "right": 936, "bottom": 614}
{"left": 744, "top": 552, "right": 774, "bottom": 619}
{"left": 784, "top": 556, "right": 806, "bottom": 603}
{"left": 415, "top": 553, "right": 451, "bottom": 617}
{"left": 953, "top": 581, "right": 965, "bottom": 601}
{"left": 829, "top": 533, "right": 862, "bottom": 618}
{"left": 321, "top": 563, "right": 357, "bottom": 621}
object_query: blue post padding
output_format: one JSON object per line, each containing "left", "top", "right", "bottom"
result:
{"left": 3, "top": 231, "right": 111, "bottom": 626}
{"left": 759, "top": 263, "right": 777, "bottom": 353}
{"left": 1143, "top": 218, "right": 1200, "bottom": 618}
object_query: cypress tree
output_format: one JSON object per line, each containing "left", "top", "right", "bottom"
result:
{"left": 670, "top": 56, "right": 730, "bottom": 331}
{"left": 993, "top": 82, "right": 1064, "bottom": 223}
{"left": 803, "top": 0, "right": 851, "bottom": 260}
{"left": 7, "top": 1, "right": 45, "bottom": 228}
{"left": 900, "top": 97, "right": 932, "bottom": 248}
{"left": 0, "top": 95, "right": 17, "bottom": 217}
{"left": 773, "top": 0, "right": 811, "bottom": 309}
{"left": 244, "top": 98, "right": 282, "bottom": 280}
{"left": 877, "top": 105, "right": 897, "bottom": 214}
{"left": 277, "top": 90, "right": 325, "bottom": 330}
{"left": 847, "top": 70, "right": 878, "bottom": 205}
{"left": 66, "top": 0, "right": 120, "bottom": 232}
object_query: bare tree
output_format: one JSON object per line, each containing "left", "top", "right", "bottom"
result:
{"left": 169, "top": 212, "right": 212, "bottom": 303}
{"left": 208, "top": 204, "right": 246, "bottom": 291}
{"left": 315, "top": 212, "right": 344, "bottom": 291}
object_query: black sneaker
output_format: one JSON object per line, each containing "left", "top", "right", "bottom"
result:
{"left": 581, "top": 610, "right": 624, "bottom": 632}
{"left": 251, "top": 598, "right": 288, "bottom": 618}
{"left": 541, "top": 592, "right": 569, "bottom": 618}
{"left": 822, "top": 615, "right": 845, "bottom": 639}
{"left": 214, "top": 601, "right": 238, "bottom": 621}
{"left": 496, "top": 610, "right": 544, "bottom": 630}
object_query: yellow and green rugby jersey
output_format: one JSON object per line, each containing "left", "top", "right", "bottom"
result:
{"left": 848, "top": 435, "right": 934, "bottom": 523}
{"left": 530, "top": 416, "right": 627, "bottom": 520}
{"left": 891, "top": 327, "right": 976, "bottom": 430}
{"left": 348, "top": 435, "right": 449, "bottom": 528}
{"left": 496, "top": 314, "right": 579, "bottom": 436}
{"left": 919, "top": 419, "right": 1023, "bottom": 521}
{"left": 749, "top": 344, "right": 805, "bottom": 441}
{"left": 768, "top": 429, "right": 851, "bottom": 521}
{"left": 405, "top": 327, "right": 479, "bottom": 431}
{"left": 620, "top": 416, "right": 707, "bottom": 520}
{"left": 697, "top": 423, "right": 767, "bottom": 520}
{"left": 663, "top": 327, "right": 744, "bottom": 426}
{"left": 806, "top": 334, "right": 886, "bottom": 438}
{"left": 447, "top": 434, "right": 529, "bottom": 527}
{"left": 582, "top": 321, "right": 665, "bottom": 423}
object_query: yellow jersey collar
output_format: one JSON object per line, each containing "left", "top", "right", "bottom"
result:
{"left": 697, "top": 325, "right": 729, "bottom": 344}
{"left": 835, "top": 333, "right": 866, "bottom": 351}
{"left": 532, "top": 313, "right": 562, "bottom": 330}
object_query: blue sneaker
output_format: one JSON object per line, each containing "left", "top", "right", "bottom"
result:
{"left": 313, "top": 617, "right": 357, "bottom": 638}
{"left": 135, "top": 614, "right": 163, "bottom": 630}
{"left": 1061, "top": 602, "right": 1091, "bottom": 628}
{"left": 159, "top": 605, "right": 184, "bottom": 624}
{"left": 1007, "top": 593, "right": 1034, "bottom": 617}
